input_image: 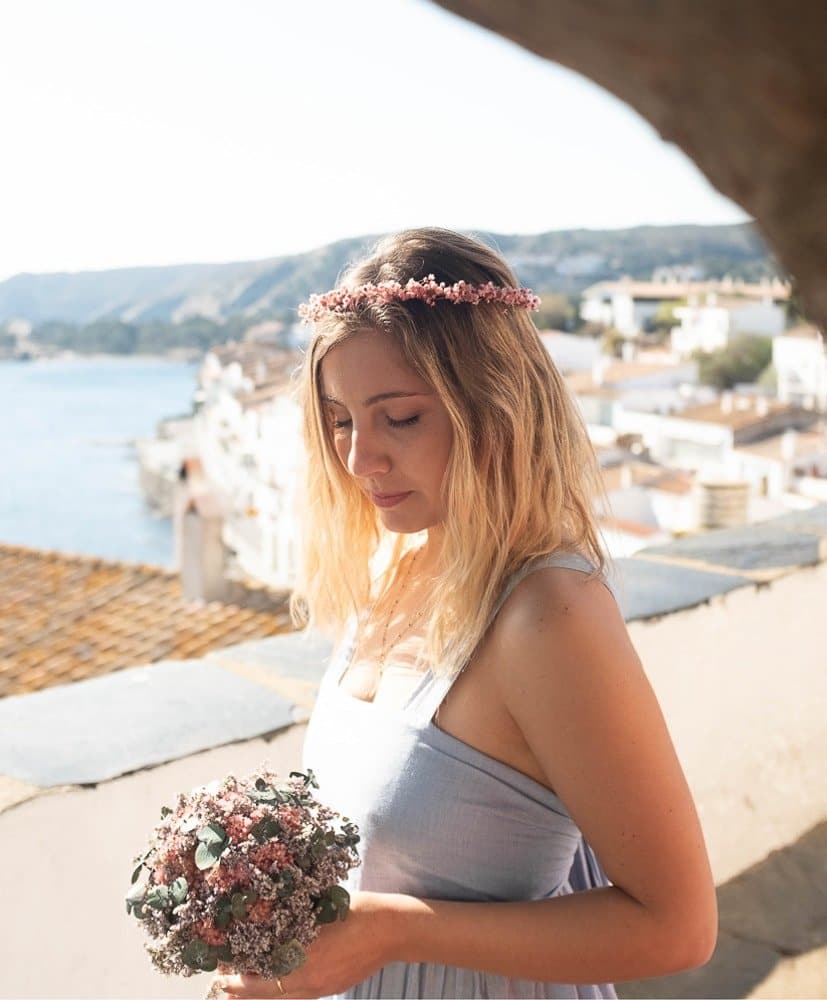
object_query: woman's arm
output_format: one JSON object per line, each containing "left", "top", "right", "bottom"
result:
{"left": 386, "top": 567, "right": 718, "bottom": 983}
{"left": 216, "top": 569, "right": 718, "bottom": 998}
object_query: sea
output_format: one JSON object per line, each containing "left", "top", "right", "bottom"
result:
{"left": 0, "top": 356, "right": 200, "bottom": 568}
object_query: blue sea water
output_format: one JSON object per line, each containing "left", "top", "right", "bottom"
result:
{"left": 0, "top": 356, "right": 199, "bottom": 567}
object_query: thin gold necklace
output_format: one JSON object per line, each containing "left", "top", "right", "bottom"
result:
{"left": 362, "top": 548, "right": 429, "bottom": 676}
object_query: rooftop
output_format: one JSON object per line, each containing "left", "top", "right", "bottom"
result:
{"left": 675, "top": 396, "right": 805, "bottom": 431}
{"left": 0, "top": 543, "right": 293, "bottom": 698}
{"left": 734, "top": 428, "right": 827, "bottom": 462}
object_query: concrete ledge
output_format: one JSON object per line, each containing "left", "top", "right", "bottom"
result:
{"left": 0, "top": 658, "right": 301, "bottom": 787}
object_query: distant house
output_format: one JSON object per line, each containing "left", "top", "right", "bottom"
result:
{"left": 615, "top": 393, "right": 820, "bottom": 481}
{"left": 581, "top": 276, "right": 789, "bottom": 340}
{"left": 670, "top": 289, "right": 787, "bottom": 357}
{"left": 731, "top": 427, "right": 827, "bottom": 503}
{"left": 773, "top": 325, "right": 827, "bottom": 411}
{"left": 565, "top": 356, "right": 699, "bottom": 429}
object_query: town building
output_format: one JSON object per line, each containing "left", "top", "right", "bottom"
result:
{"left": 580, "top": 276, "right": 789, "bottom": 340}
{"left": 773, "top": 324, "right": 827, "bottom": 411}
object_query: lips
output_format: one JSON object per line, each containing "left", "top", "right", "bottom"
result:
{"left": 369, "top": 490, "right": 413, "bottom": 508}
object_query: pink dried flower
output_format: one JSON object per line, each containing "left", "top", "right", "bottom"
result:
{"left": 298, "top": 274, "right": 541, "bottom": 324}
{"left": 126, "top": 765, "right": 360, "bottom": 982}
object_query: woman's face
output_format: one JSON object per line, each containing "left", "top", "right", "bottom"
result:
{"left": 319, "top": 329, "right": 454, "bottom": 534}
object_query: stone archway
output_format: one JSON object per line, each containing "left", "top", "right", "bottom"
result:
{"left": 433, "top": 0, "right": 827, "bottom": 331}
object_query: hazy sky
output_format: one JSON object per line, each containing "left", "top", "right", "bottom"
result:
{"left": 0, "top": 0, "right": 748, "bottom": 281}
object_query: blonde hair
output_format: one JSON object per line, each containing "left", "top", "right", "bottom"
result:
{"left": 289, "top": 227, "right": 612, "bottom": 678}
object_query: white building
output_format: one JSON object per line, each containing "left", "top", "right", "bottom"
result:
{"left": 581, "top": 276, "right": 789, "bottom": 340}
{"left": 773, "top": 325, "right": 827, "bottom": 411}
{"left": 189, "top": 342, "right": 305, "bottom": 591}
{"left": 671, "top": 291, "right": 787, "bottom": 357}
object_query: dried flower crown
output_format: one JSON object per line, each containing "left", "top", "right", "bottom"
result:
{"left": 298, "top": 274, "right": 541, "bottom": 324}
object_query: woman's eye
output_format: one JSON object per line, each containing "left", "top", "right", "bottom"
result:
{"left": 329, "top": 415, "right": 420, "bottom": 429}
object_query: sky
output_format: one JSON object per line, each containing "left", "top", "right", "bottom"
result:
{"left": 0, "top": 0, "right": 749, "bottom": 282}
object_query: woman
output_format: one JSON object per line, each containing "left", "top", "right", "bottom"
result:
{"left": 216, "top": 228, "right": 717, "bottom": 999}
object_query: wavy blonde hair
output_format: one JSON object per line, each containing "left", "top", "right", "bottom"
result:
{"left": 289, "top": 227, "right": 612, "bottom": 678}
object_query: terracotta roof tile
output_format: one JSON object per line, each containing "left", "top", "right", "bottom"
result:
{"left": 0, "top": 543, "right": 295, "bottom": 698}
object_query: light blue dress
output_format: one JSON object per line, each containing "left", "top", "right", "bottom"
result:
{"left": 302, "top": 551, "right": 619, "bottom": 998}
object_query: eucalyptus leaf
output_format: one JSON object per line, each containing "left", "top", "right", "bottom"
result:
{"left": 216, "top": 942, "right": 233, "bottom": 962}
{"left": 194, "top": 842, "right": 221, "bottom": 870}
{"left": 272, "top": 939, "right": 307, "bottom": 976}
{"left": 196, "top": 823, "right": 227, "bottom": 846}
{"left": 329, "top": 885, "right": 350, "bottom": 908}
{"left": 314, "top": 898, "right": 337, "bottom": 924}
{"left": 130, "top": 863, "right": 144, "bottom": 885}
{"left": 126, "top": 883, "right": 145, "bottom": 904}
{"left": 171, "top": 876, "right": 188, "bottom": 905}
{"left": 182, "top": 939, "right": 210, "bottom": 969}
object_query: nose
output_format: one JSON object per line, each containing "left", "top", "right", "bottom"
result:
{"left": 347, "top": 426, "right": 391, "bottom": 481}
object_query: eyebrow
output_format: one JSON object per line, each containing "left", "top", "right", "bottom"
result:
{"left": 321, "top": 391, "right": 428, "bottom": 407}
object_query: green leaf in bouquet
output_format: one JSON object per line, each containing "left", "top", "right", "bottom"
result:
{"left": 329, "top": 885, "right": 350, "bottom": 920}
{"left": 130, "top": 862, "right": 144, "bottom": 885}
{"left": 201, "top": 954, "right": 218, "bottom": 972}
{"left": 170, "top": 876, "right": 188, "bottom": 905}
{"left": 215, "top": 895, "right": 233, "bottom": 928}
{"left": 242, "top": 887, "right": 258, "bottom": 905}
{"left": 126, "top": 882, "right": 145, "bottom": 904}
{"left": 146, "top": 885, "right": 171, "bottom": 910}
{"left": 289, "top": 768, "right": 319, "bottom": 790}
{"left": 271, "top": 939, "right": 307, "bottom": 976}
{"left": 194, "top": 841, "right": 223, "bottom": 870}
{"left": 196, "top": 823, "right": 228, "bottom": 846}
{"left": 182, "top": 939, "right": 210, "bottom": 969}
{"left": 160, "top": 805, "right": 173, "bottom": 819}
{"left": 275, "top": 869, "right": 296, "bottom": 898}
{"left": 250, "top": 816, "right": 280, "bottom": 843}
{"left": 323, "top": 830, "right": 336, "bottom": 847}
{"left": 230, "top": 892, "right": 248, "bottom": 920}
{"left": 313, "top": 897, "right": 337, "bottom": 924}
{"left": 215, "top": 941, "right": 233, "bottom": 963}
{"left": 133, "top": 903, "right": 147, "bottom": 920}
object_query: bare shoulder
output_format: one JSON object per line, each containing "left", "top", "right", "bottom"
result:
{"left": 488, "top": 564, "right": 718, "bottom": 959}
{"left": 492, "top": 563, "right": 628, "bottom": 667}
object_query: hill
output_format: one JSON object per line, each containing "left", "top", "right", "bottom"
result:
{"left": 0, "top": 223, "right": 778, "bottom": 327}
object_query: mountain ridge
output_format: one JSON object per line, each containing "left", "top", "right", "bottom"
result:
{"left": 0, "top": 223, "right": 777, "bottom": 326}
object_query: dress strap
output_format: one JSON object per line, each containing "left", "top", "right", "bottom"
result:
{"left": 405, "top": 550, "right": 618, "bottom": 728}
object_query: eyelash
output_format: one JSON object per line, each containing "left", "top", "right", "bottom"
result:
{"left": 331, "top": 415, "right": 420, "bottom": 430}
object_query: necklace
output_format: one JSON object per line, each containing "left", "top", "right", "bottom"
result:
{"left": 362, "top": 548, "right": 430, "bottom": 676}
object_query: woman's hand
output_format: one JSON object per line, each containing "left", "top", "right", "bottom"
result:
{"left": 211, "top": 890, "right": 406, "bottom": 999}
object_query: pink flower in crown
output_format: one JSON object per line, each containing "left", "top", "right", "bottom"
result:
{"left": 298, "top": 275, "right": 541, "bottom": 323}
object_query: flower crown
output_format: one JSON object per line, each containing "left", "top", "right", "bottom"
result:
{"left": 298, "top": 274, "right": 541, "bottom": 324}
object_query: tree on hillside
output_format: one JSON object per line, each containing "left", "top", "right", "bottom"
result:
{"left": 694, "top": 334, "right": 773, "bottom": 389}
{"left": 533, "top": 292, "right": 577, "bottom": 331}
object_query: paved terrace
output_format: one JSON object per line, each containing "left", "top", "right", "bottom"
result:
{"left": 1, "top": 506, "right": 826, "bottom": 998}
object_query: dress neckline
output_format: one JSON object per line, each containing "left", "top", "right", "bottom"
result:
{"left": 333, "top": 614, "right": 434, "bottom": 713}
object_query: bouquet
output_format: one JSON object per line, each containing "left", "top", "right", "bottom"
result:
{"left": 126, "top": 765, "right": 360, "bottom": 983}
